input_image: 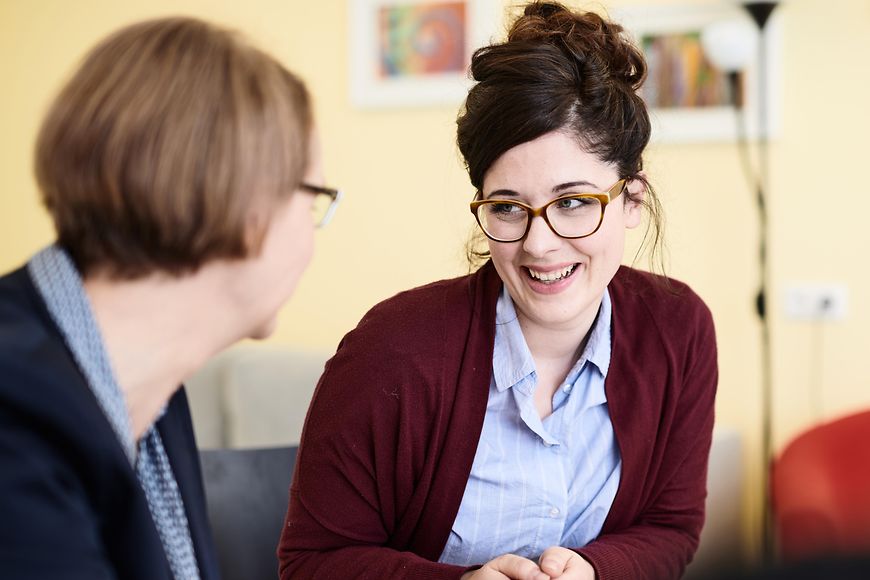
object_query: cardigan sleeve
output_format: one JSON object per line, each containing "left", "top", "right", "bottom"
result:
{"left": 575, "top": 292, "right": 719, "bottom": 580}
{"left": 280, "top": 494, "right": 468, "bottom": 580}
{"left": 277, "top": 353, "right": 470, "bottom": 579}
{"left": 277, "top": 286, "right": 481, "bottom": 580}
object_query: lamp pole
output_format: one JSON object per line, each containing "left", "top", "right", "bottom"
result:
{"left": 742, "top": 0, "right": 779, "bottom": 566}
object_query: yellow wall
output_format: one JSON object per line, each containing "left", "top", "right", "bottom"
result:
{"left": 2, "top": 0, "right": 869, "bottom": 565}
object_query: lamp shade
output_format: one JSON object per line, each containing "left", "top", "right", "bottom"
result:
{"left": 700, "top": 18, "right": 758, "bottom": 73}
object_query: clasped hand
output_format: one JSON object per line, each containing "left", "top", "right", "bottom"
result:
{"left": 460, "top": 546, "right": 595, "bottom": 580}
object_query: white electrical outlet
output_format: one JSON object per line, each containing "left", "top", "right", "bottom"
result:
{"left": 783, "top": 283, "right": 849, "bottom": 321}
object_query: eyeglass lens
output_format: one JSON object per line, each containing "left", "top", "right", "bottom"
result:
{"left": 311, "top": 192, "right": 334, "bottom": 226}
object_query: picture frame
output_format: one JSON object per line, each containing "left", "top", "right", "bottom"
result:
{"left": 613, "top": 3, "right": 782, "bottom": 144}
{"left": 349, "top": 0, "right": 501, "bottom": 109}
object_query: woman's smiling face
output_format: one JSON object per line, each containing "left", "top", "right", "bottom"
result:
{"left": 482, "top": 130, "right": 643, "bottom": 333}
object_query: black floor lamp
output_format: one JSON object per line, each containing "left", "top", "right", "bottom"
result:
{"left": 702, "top": 0, "right": 781, "bottom": 565}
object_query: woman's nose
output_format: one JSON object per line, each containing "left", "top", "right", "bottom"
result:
{"left": 521, "top": 215, "right": 561, "bottom": 257}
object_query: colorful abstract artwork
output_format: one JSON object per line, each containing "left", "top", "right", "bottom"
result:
{"left": 350, "top": 0, "right": 497, "bottom": 108}
{"left": 612, "top": 3, "right": 780, "bottom": 142}
{"left": 378, "top": 2, "right": 467, "bottom": 78}
{"left": 641, "top": 32, "right": 738, "bottom": 109}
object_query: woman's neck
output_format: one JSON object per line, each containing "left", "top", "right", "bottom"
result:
{"left": 518, "top": 299, "right": 602, "bottom": 418}
{"left": 83, "top": 267, "right": 246, "bottom": 439}
{"left": 517, "top": 303, "right": 600, "bottom": 368}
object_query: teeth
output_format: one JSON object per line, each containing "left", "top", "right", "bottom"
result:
{"left": 528, "top": 264, "right": 576, "bottom": 282}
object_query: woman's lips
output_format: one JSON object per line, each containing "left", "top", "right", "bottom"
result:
{"left": 522, "top": 263, "right": 581, "bottom": 294}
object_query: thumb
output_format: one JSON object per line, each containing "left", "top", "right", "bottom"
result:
{"left": 538, "top": 547, "right": 572, "bottom": 577}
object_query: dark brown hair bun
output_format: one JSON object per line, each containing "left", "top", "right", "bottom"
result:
{"left": 458, "top": 1, "right": 650, "bottom": 190}
{"left": 511, "top": 1, "right": 646, "bottom": 90}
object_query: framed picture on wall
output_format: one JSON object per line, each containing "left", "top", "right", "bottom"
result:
{"left": 349, "top": 0, "right": 501, "bottom": 109}
{"left": 614, "top": 3, "right": 782, "bottom": 144}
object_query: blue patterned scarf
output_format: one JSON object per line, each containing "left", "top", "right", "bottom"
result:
{"left": 28, "top": 245, "right": 200, "bottom": 580}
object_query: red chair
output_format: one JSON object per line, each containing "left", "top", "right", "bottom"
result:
{"left": 771, "top": 409, "right": 870, "bottom": 561}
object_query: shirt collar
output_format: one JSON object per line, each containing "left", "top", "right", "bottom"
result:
{"left": 581, "top": 287, "right": 613, "bottom": 378}
{"left": 492, "top": 285, "right": 535, "bottom": 393}
{"left": 555, "top": 287, "right": 612, "bottom": 409}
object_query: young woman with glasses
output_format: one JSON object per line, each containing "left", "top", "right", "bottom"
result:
{"left": 0, "top": 17, "right": 339, "bottom": 579}
{"left": 280, "top": 2, "right": 716, "bottom": 579}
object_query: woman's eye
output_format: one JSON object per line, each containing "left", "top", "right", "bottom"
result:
{"left": 491, "top": 202, "right": 522, "bottom": 214}
{"left": 555, "top": 197, "right": 589, "bottom": 210}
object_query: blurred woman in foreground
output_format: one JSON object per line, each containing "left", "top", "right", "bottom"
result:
{"left": 0, "top": 16, "right": 339, "bottom": 579}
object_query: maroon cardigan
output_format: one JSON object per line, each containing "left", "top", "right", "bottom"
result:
{"left": 279, "top": 262, "right": 717, "bottom": 580}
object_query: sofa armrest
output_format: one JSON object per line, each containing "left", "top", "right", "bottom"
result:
{"left": 685, "top": 427, "right": 744, "bottom": 578}
{"left": 187, "top": 345, "right": 332, "bottom": 450}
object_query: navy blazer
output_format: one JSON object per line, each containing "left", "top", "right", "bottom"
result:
{"left": 0, "top": 267, "right": 219, "bottom": 579}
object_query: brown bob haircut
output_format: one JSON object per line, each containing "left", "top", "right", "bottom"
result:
{"left": 35, "top": 17, "right": 312, "bottom": 279}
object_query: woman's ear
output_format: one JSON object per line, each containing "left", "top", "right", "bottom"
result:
{"left": 304, "top": 125, "right": 324, "bottom": 186}
{"left": 623, "top": 173, "right": 646, "bottom": 230}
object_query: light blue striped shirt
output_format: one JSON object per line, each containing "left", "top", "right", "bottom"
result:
{"left": 439, "top": 286, "right": 621, "bottom": 565}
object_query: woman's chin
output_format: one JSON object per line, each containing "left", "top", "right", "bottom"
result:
{"left": 248, "top": 317, "right": 278, "bottom": 340}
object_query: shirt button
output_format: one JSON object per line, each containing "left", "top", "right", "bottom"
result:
{"left": 563, "top": 384, "right": 572, "bottom": 393}
{"left": 549, "top": 507, "right": 560, "bottom": 518}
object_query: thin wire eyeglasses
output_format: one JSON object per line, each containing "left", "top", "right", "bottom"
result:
{"left": 300, "top": 183, "right": 343, "bottom": 228}
{"left": 469, "top": 179, "right": 626, "bottom": 243}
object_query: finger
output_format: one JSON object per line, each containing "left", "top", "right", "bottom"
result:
{"left": 540, "top": 548, "right": 595, "bottom": 580}
{"left": 538, "top": 547, "right": 572, "bottom": 576}
{"left": 488, "top": 553, "right": 551, "bottom": 580}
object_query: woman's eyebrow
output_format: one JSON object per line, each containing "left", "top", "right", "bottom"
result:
{"left": 486, "top": 181, "right": 599, "bottom": 198}
{"left": 485, "top": 189, "right": 520, "bottom": 198}
{"left": 484, "top": 180, "right": 603, "bottom": 200}
{"left": 553, "top": 180, "right": 599, "bottom": 193}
